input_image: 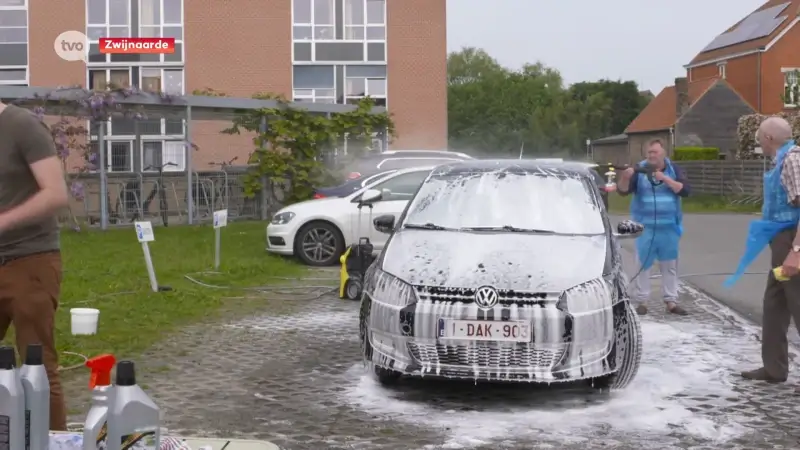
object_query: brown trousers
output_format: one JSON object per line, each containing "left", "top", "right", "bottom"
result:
{"left": 763, "top": 229, "right": 800, "bottom": 379}
{"left": 0, "top": 251, "right": 67, "bottom": 430}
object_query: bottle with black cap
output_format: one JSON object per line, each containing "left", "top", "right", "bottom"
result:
{"left": 105, "top": 361, "right": 161, "bottom": 450}
{"left": 0, "top": 346, "right": 25, "bottom": 450}
{"left": 20, "top": 344, "right": 49, "bottom": 450}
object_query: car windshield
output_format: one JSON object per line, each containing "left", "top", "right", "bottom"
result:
{"left": 402, "top": 168, "right": 605, "bottom": 235}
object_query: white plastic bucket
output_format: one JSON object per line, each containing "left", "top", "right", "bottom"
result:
{"left": 70, "top": 308, "right": 99, "bottom": 335}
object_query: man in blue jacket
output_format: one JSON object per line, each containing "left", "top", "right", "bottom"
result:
{"left": 728, "top": 116, "right": 800, "bottom": 383}
{"left": 617, "top": 138, "right": 691, "bottom": 316}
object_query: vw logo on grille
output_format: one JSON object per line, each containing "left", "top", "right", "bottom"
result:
{"left": 474, "top": 286, "right": 499, "bottom": 309}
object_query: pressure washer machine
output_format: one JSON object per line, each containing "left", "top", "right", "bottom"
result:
{"left": 339, "top": 200, "right": 377, "bottom": 300}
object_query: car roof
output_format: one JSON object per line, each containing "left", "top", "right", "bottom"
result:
{"left": 367, "top": 150, "right": 473, "bottom": 160}
{"left": 430, "top": 159, "right": 597, "bottom": 177}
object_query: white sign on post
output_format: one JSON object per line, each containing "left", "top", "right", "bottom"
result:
{"left": 134, "top": 221, "right": 155, "bottom": 242}
{"left": 213, "top": 209, "right": 228, "bottom": 228}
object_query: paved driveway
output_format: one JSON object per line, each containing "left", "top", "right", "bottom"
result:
{"left": 63, "top": 265, "right": 800, "bottom": 449}
{"left": 611, "top": 213, "right": 770, "bottom": 324}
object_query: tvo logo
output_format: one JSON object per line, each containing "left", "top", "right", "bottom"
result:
{"left": 54, "top": 30, "right": 88, "bottom": 62}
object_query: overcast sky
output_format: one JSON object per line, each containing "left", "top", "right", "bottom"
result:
{"left": 447, "top": 0, "right": 763, "bottom": 93}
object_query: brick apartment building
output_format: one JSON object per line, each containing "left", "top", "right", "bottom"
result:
{"left": 0, "top": 0, "right": 448, "bottom": 172}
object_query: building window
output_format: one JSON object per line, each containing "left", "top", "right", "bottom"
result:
{"left": 344, "top": 65, "right": 386, "bottom": 106}
{"left": 141, "top": 140, "right": 186, "bottom": 172}
{"left": 344, "top": 0, "right": 385, "bottom": 40}
{"left": 292, "top": 0, "right": 334, "bottom": 40}
{"left": 90, "top": 140, "right": 134, "bottom": 173}
{"left": 0, "top": 0, "right": 28, "bottom": 85}
{"left": 86, "top": 0, "right": 183, "bottom": 65}
{"left": 292, "top": 0, "right": 385, "bottom": 62}
{"left": 88, "top": 67, "right": 131, "bottom": 90}
{"left": 292, "top": 65, "right": 336, "bottom": 102}
{"left": 718, "top": 63, "right": 726, "bottom": 79}
{"left": 784, "top": 68, "right": 799, "bottom": 107}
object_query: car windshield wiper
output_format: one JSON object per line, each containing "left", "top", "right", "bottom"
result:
{"left": 462, "top": 225, "right": 555, "bottom": 233}
{"left": 463, "top": 226, "right": 603, "bottom": 236}
{"left": 404, "top": 223, "right": 454, "bottom": 231}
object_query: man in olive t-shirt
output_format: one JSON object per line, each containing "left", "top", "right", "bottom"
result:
{"left": 0, "top": 102, "right": 69, "bottom": 430}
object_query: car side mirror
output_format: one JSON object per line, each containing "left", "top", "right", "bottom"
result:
{"left": 614, "top": 220, "right": 644, "bottom": 239}
{"left": 373, "top": 214, "right": 395, "bottom": 234}
{"left": 359, "top": 189, "right": 382, "bottom": 205}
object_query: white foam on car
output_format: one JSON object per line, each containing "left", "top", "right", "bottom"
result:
{"left": 341, "top": 319, "right": 759, "bottom": 448}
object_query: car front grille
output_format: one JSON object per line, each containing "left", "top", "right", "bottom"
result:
{"left": 413, "top": 285, "right": 555, "bottom": 305}
{"left": 407, "top": 342, "right": 565, "bottom": 369}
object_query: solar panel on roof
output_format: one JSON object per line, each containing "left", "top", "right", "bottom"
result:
{"left": 701, "top": 1, "right": 790, "bottom": 52}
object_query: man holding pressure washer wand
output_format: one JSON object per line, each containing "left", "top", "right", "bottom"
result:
{"left": 616, "top": 139, "right": 690, "bottom": 316}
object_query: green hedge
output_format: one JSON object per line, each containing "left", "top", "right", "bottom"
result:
{"left": 673, "top": 146, "right": 720, "bottom": 160}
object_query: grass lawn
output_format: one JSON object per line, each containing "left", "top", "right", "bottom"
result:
{"left": 608, "top": 193, "right": 761, "bottom": 214}
{"left": 1, "top": 221, "right": 308, "bottom": 368}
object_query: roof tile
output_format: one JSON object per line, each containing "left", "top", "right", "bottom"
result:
{"left": 689, "top": 0, "right": 800, "bottom": 66}
{"left": 625, "top": 78, "right": 719, "bottom": 133}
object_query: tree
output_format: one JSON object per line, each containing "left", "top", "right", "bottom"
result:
{"left": 446, "top": 48, "right": 647, "bottom": 157}
{"left": 222, "top": 94, "right": 394, "bottom": 204}
{"left": 569, "top": 80, "right": 648, "bottom": 135}
{"left": 15, "top": 85, "right": 188, "bottom": 231}
{"left": 447, "top": 47, "right": 506, "bottom": 85}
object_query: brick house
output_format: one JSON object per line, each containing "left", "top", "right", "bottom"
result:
{"left": 622, "top": 77, "right": 754, "bottom": 160}
{"left": 0, "top": 0, "right": 447, "bottom": 173}
{"left": 684, "top": 0, "right": 800, "bottom": 113}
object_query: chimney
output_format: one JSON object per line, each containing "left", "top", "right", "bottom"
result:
{"left": 675, "top": 77, "right": 689, "bottom": 119}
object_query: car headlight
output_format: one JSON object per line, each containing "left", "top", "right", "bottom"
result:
{"left": 271, "top": 211, "right": 295, "bottom": 225}
{"left": 556, "top": 277, "right": 615, "bottom": 312}
{"left": 365, "top": 269, "right": 419, "bottom": 307}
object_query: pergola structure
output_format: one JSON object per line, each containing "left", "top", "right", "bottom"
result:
{"left": 0, "top": 86, "right": 388, "bottom": 228}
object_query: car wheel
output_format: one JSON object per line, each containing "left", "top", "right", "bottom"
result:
{"left": 590, "top": 300, "right": 642, "bottom": 390}
{"left": 294, "top": 221, "right": 344, "bottom": 266}
{"left": 360, "top": 297, "right": 402, "bottom": 384}
{"left": 374, "top": 366, "right": 401, "bottom": 385}
{"left": 345, "top": 279, "right": 362, "bottom": 300}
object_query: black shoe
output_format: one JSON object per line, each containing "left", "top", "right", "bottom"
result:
{"left": 635, "top": 304, "right": 648, "bottom": 315}
{"left": 667, "top": 305, "right": 688, "bottom": 316}
{"left": 740, "top": 367, "right": 787, "bottom": 383}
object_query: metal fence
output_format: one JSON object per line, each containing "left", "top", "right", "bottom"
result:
{"left": 68, "top": 168, "right": 276, "bottom": 227}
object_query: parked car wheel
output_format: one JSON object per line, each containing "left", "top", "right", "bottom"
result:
{"left": 588, "top": 301, "right": 643, "bottom": 390}
{"left": 294, "top": 221, "right": 344, "bottom": 266}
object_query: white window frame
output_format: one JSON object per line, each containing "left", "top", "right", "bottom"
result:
{"left": 292, "top": 0, "right": 335, "bottom": 41}
{"left": 783, "top": 68, "right": 799, "bottom": 108}
{"left": 0, "top": 0, "right": 28, "bottom": 85}
{"left": 292, "top": 65, "right": 336, "bottom": 103}
{"left": 85, "top": 0, "right": 184, "bottom": 67}
{"left": 343, "top": 67, "right": 386, "bottom": 107}
{"left": 140, "top": 139, "right": 186, "bottom": 172}
{"left": 87, "top": 66, "right": 185, "bottom": 159}
{"left": 343, "top": 0, "right": 385, "bottom": 41}
{"left": 292, "top": 0, "right": 385, "bottom": 62}
{"left": 89, "top": 139, "right": 135, "bottom": 173}
{"left": 717, "top": 62, "right": 726, "bottom": 79}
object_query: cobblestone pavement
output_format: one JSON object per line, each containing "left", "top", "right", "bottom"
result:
{"left": 65, "top": 271, "right": 800, "bottom": 449}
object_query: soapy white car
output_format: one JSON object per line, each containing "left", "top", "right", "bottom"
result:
{"left": 266, "top": 166, "right": 433, "bottom": 266}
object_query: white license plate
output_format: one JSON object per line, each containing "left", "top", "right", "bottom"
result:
{"left": 437, "top": 319, "right": 530, "bottom": 342}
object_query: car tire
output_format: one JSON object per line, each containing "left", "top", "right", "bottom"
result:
{"left": 590, "top": 300, "right": 642, "bottom": 390}
{"left": 374, "top": 366, "right": 401, "bottom": 385}
{"left": 360, "top": 296, "right": 402, "bottom": 384}
{"left": 294, "top": 221, "right": 345, "bottom": 266}
{"left": 345, "top": 279, "right": 362, "bottom": 300}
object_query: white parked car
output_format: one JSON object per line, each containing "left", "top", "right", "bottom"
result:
{"left": 266, "top": 166, "right": 433, "bottom": 266}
